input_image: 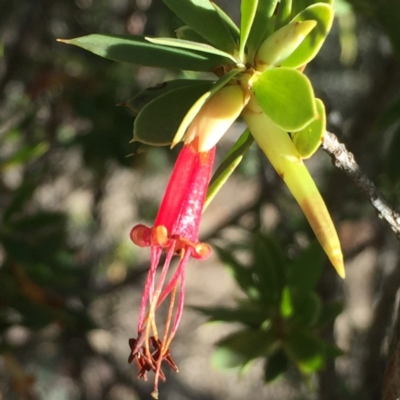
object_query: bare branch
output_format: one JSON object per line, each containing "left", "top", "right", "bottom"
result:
{"left": 322, "top": 131, "right": 400, "bottom": 237}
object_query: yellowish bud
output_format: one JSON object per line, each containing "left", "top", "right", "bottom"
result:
{"left": 185, "top": 84, "right": 249, "bottom": 152}
{"left": 255, "top": 20, "right": 317, "bottom": 71}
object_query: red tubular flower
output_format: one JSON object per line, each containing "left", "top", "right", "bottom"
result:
{"left": 128, "top": 138, "right": 215, "bottom": 399}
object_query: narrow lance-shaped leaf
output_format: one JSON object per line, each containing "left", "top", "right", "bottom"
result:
{"left": 175, "top": 26, "right": 210, "bottom": 44}
{"left": 264, "top": 349, "right": 289, "bottom": 382}
{"left": 252, "top": 68, "right": 317, "bottom": 131}
{"left": 285, "top": 329, "right": 324, "bottom": 374}
{"left": 247, "top": 0, "right": 279, "bottom": 60}
{"left": 57, "top": 34, "right": 235, "bottom": 72}
{"left": 145, "top": 37, "right": 238, "bottom": 64}
{"left": 211, "top": 2, "right": 241, "bottom": 46}
{"left": 212, "top": 328, "right": 276, "bottom": 370}
{"left": 239, "top": 0, "right": 259, "bottom": 62}
{"left": 275, "top": 0, "right": 293, "bottom": 29}
{"left": 205, "top": 129, "right": 254, "bottom": 210}
{"left": 163, "top": 0, "right": 238, "bottom": 53}
{"left": 242, "top": 99, "right": 345, "bottom": 278}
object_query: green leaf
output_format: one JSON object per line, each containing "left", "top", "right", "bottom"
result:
{"left": 252, "top": 68, "right": 316, "bottom": 131}
{"left": 175, "top": 26, "right": 210, "bottom": 44}
{"left": 275, "top": 0, "right": 293, "bottom": 29}
{"left": 292, "top": 0, "right": 333, "bottom": 17}
{"left": 291, "top": 290, "right": 321, "bottom": 327}
{"left": 247, "top": 0, "right": 278, "bottom": 57}
{"left": 280, "top": 286, "right": 321, "bottom": 327}
{"left": 282, "top": 3, "right": 334, "bottom": 68}
{"left": 288, "top": 241, "right": 324, "bottom": 291}
{"left": 215, "top": 246, "right": 260, "bottom": 301}
{"left": 205, "top": 129, "right": 254, "bottom": 209}
{"left": 291, "top": 98, "right": 326, "bottom": 159}
{"left": 252, "top": 234, "right": 287, "bottom": 306}
{"left": 285, "top": 329, "right": 324, "bottom": 374}
{"left": 133, "top": 81, "right": 213, "bottom": 146}
{"left": 264, "top": 349, "right": 289, "bottom": 382}
{"left": 240, "top": 0, "right": 259, "bottom": 61}
{"left": 280, "top": 286, "right": 293, "bottom": 318}
{"left": 211, "top": 2, "right": 241, "bottom": 45}
{"left": 59, "top": 34, "right": 235, "bottom": 72}
{"left": 145, "top": 37, "right": 238, "bottom": 64}
{"left": 192, "top": 304, "right": 266, "bottom": 327}
{"left": 163, "top": 0, "right": 238, "bottom": 53}
{"left": 172, "top": 68, "right": 241, "bottom": 146}
{"left": 124, "top": 79, "right": 207, "bottom": 114}
{"left": 213, "top": 328, "right": 276, "bottom": 370}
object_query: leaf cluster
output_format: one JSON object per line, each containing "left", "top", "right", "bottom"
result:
{"left": 195, "top": 234, "right": 343, "bottom": 382}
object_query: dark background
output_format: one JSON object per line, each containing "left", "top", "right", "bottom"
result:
{"left": 1, "top": 0, "right": 400, "bottom": 399}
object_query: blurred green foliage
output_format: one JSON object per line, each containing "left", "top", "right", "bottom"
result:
{"left": 195, "top": 235, "right": 342, "bottom": 381}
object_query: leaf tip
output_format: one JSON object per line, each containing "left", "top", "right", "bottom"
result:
{"left": 329, "top": 250, "right": 345, "bottom": 279}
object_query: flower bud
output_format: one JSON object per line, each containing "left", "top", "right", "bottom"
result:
{"left": 255, "top": 20, "right": 317, "bottom": 71}
{"left": 185, "top": 83, "right": 249, "bottom": 152}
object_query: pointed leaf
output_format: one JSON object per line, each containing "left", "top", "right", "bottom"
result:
{"left": 285, "top": 329, "right": 324, "bottom": 374}
{"left": 172, "top": 68, "right": 241, "bottom": 146}
{"left": 133, "top": 82, "right": 213, "bottom": 146}
{"left": 247, "top": 0, "right": 278, "bottom": 57}
{"left": 291, "top": 289, "right": 321, "bottom": 327}
{"left": 288, "top": 241, "right": 324, "bottom": 291}
{"left": 175, "top": 26, "right": 210, "bottom": 44}
{"left": 275, "top": 0, "right": 293, "bottom": 29}
{"left": 292, "top": 0, "right": 333, "bottom": 16}
{"left": 252, "top": 68, "right": 316, "bottom": 131}
{"left": 145, "top": 37, "right": 238, "bottom": 64}
{"left": 211, "top": 2, "right": 241, "bottom": 45}
{"left": 291, "top": 98, "right": 326, "bottom": 159}
{"left": 1, "top": 142, "right": 49, "bottom": 169}
{"left": 242, "top": 108, "right": 345, "bottom": 278}
{"left": 192, "top": 304, "right": 266, "bottom": 327}
{"left": 163, "top": 0, "right": 238, "bottom": 53}
{"left": 125, "top": 79, "right": 207, "bottom": 113}
{"left": 252, "top": 234, "right": 287, "bottom": 306}
{"left": 282, "top": 4, "right": 334, "bottom": 68}
{"left": 214, "top": 246, "right": 260, "bottom": 301}
{"left": 264, "top": 349, "right": 289, "bottom": 382}
{"left": 240, "top": 0, "right": 259, "bottom": 61}
{"left": 58, "top": 34, "right": 235, "bottom": 72}
{"left": 213, "top": 328, "right": 276, "bottom": 370}
{"left": 205, "top": 129, "right": 254, "bottom": 209}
